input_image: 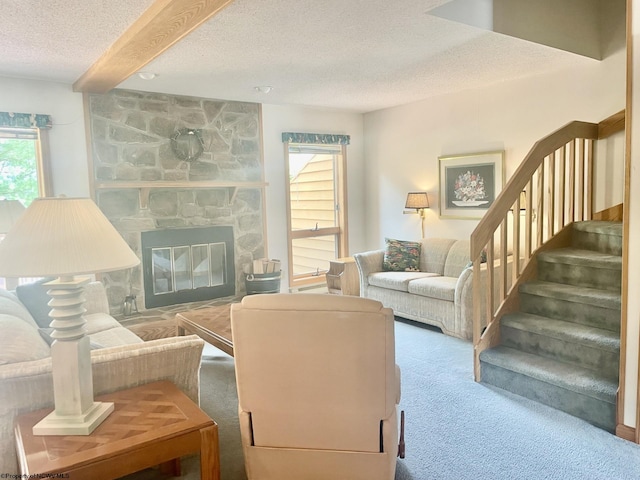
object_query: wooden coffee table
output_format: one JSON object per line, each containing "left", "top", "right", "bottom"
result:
{"left": 176, "top": 304, "right": 234, "bottom": 356}
{"left": 14, "top": 381, "right": 220, "bottom": 480}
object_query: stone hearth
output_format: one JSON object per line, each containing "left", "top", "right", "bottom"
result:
{"left": 87, "top": 89, "right": 266, "bottom": 314}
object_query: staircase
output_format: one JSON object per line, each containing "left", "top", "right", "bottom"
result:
{"left": 479, "top": 220, "right": 622, "bottom": 431}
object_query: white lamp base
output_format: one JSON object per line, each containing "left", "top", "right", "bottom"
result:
{"left": 33, "top": 276, "right": 115, "bottom": 436}
{"left": 33, "top": 401, "right": 114, "bottom": 436}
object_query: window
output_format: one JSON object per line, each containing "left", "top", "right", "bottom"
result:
{"left": 0, "top": 127, "right": 51, "bottom": 206}
{"left": 0, "top": 124, "right": 52, "bottom": 289}
{"left": 284, "top": 139, "right": 349, "bottom": 288}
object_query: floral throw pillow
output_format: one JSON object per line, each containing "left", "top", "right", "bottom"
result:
{"left": 383, "top": 238, "right": 421, "bottom": 272}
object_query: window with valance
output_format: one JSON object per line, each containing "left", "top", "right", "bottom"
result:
{"left": 282, "top": 132, "right": 350, "bottom": 288}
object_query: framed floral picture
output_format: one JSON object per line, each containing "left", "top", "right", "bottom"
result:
{"left": 438, "top": 150, "right": 505, "bottom": 219}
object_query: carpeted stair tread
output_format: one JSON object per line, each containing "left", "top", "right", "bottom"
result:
{"left": 572, "top": 221, "right": 623, "bottom": 237}
{"left": 538, "top": 248, "right": 622, "bottom": 269}
{"left": 571, "top": 221, "right": 623, "bottom": 255}
{"left": 480, "top": 346, "right": 617, "bottom": 403}
{"left": 501, "top": 312, "right": 620, "bottom": 353}
{"left": 519, "top": 280, "right": 621, "bottom": 311}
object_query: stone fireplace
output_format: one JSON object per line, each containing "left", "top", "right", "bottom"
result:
{"left": 87, "top": 89, "right": 266, "bottom": 314}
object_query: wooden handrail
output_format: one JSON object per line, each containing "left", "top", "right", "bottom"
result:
{"left": 598, "top": 109, "right": 625, "bottom": 139}
{"left": 470, "top": 121, "right": 598, "bottom": 259}
{"left": 470, "top": 110, "right": 625, "bottom": 382}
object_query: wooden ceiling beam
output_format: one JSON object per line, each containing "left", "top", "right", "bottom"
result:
{"left": 73, "top": 0, "right": 235, "bottom": 93}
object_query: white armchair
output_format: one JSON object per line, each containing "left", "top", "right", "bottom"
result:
{"left": 231, "top": 293, "right": 403, "bottom": 480}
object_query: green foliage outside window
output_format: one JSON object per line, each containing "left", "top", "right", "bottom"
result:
{"left": 0, "top": 138, "right": 38, "bottom": 207}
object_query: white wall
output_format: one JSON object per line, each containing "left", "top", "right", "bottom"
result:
{"left": 0, "top": 77, "right": 88, "bottom": 197}
{"left": 362, "top": 48, "right": 626, "bottom": 250}
{"left": 260, "top": 104, "right": 364, "bottom": 289}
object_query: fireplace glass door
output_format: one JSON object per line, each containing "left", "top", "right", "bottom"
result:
{"left": 151, "top": 242, "right": 228, "bottom": 296}
{"left": 142, "top": 226, "right": 235, "bottom": 308}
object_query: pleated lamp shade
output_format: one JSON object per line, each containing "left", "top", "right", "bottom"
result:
{"left": 0, "top": 197, "right": 139, "bottom": 278}
{"left": 0, "top": 200, "right": 26, "bottom": 233}
{"left": 405, "top": 192, "right": 430, "bottom": 209}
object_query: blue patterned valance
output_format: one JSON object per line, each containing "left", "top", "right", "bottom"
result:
{"left": 0, "top": 112, "right": 52, "bottom": 129}
{"left": 282, "top": 132, "right": 350, "bottom": 145}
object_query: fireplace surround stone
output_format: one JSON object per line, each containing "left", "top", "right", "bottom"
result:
{"left": 87, "top": 89, "right": 266, "bottom": 314}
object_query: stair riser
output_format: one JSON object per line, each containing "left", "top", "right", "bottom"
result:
{"left": 572, "top": 231, "right": 622, "bottom": 256}
{"left": 520, "top": 293, "right": 621, "bottom": 332}
{"left": 501, "top": 326, "right": 619, "bottom": 379}
{"left": 481, "top": 362, "right": 616, "bottom": 432}
{"left": 537, "top": 262, "right": 621, "bottom": 292}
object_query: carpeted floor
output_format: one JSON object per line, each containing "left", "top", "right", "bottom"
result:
{"left": 125, "top": 318, "right": 640, "bottom": 480}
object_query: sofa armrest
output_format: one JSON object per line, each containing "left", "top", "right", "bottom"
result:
{"left": 0, "top": 335, "right": 204, "bottom": 474}
{"left": 454, "top": 267, "right": 476, "bottom": 340}
{"left": 454, "top": 258, "right": 514, "bottom": 340}
{"left": 354, "top": 249, "right": 385, "bottom": 297}
{"left": 90, "top": 335, "right": 204, "bottom": 403}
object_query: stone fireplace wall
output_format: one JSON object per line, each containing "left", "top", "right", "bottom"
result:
{"left": 87, "top": 89, "right": 266, "bottom": 314}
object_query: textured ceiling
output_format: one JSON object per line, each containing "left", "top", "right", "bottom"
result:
{"left": 1, "top": 0, "right": 595, "bottom": 113}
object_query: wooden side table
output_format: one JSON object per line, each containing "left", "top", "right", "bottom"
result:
{"left": 326, "top": 257, "right": 360, "bottom": 296}
{"left": 14, "top": 381, "right": 220, "bottom": 480}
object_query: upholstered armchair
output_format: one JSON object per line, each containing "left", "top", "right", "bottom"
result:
{"left": 231, "top": 293, "right": 403, "bottom": 480}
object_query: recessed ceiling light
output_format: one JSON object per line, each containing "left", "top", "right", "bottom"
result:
{"left": 254, "top": 86, "right": 273, "bottom": 94}
{"left": 137, "top": 72, "right": 158, "bottom": 80}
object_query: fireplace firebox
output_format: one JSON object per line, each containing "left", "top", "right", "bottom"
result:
{"left": 141, "top": 226, "right": 235, "bottom": 308}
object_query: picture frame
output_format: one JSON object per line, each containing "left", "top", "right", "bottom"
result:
{"left": 438, "top": 150, "right": 505, "bottom": 219}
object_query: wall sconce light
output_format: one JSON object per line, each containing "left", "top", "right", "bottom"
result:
{"left": 403, "top": 192, "right": 430, "bottom": 238}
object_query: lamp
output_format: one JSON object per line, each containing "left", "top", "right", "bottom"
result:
{"left": 403, "top": 192, "right": 430, "bottom": 237}
{"left": 0, "top": 197, "right": 139, "bottom": 435}
{"left": 0, "top": 200, "right": 26, "bottom": 290}
{"left": 0, "top": 199, "right": 26, "bottom": 233}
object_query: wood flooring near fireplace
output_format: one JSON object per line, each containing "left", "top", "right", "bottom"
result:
{"left": 120, "top": 294, "right": 241, "bottom": 341}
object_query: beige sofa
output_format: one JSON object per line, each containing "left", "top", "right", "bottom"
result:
{"left": 355, "top": 238, "right": 483, "bottom": 340}
{"left": 231, "top": 294, "right": 401, "bottom": 480}
{"left": 0, "top": 281, "right": 205, "bottom": 474}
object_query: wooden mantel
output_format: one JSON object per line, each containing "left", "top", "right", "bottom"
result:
{"left": 94, "top": 180, "right": 268, "bottom": 208}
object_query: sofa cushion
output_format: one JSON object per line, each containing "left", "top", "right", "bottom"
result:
{"left": 15, "top": 277, "right": 56, "bottom": 328}
{"left": 38, "top": 327, "right": 103, "bottom": 350}
{"left": 84, "top": 312, "right": 125, "bottom": 335}
{"left": 383, "top": 238, "right": 421, "bottom": 272}
{"left": 443, "top": 240, "right": 471, "bottom": 278}
{"left": 407, "top": 276, "right": 458, "bottom": 301}
{"left": 0, "top": 314, "right": 50, "bottom": 365}
{"left": 86, "top": 313, "right": 143, "bottom": 344}
{"left": 369, "top": 271, "right": 438, "bottom": 292}
{"left": 88, "top": 327, "right": 144, "bottom": 348}
{"left": 84, "top": 313, "right": 143, "bottom": 348}
{"left": 0, "top": 289, "right": 39, "bottom": 329}
{"left": 419, "top": 238, "right": 457, "bottom": 275}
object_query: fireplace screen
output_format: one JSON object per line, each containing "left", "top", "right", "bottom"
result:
{"left": 142, "top": 226, "right": 235, "bottom": 308}
{"left": 151, "top": 242, "right": 226, "bottom": 294}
